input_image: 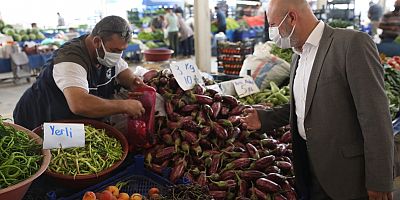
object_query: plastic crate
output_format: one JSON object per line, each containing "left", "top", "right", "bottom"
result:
{"left": 0, "top": 58, "right": 12, "bottom": 73}
{"left": 57, "top": 155, "right": 173, "bottom": 200}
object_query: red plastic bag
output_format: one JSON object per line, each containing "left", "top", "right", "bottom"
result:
{"left": 127, "top": 85, "right": 156, "bottom": 151}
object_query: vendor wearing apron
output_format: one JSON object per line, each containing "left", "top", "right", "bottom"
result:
{"left": 13, "top": 16, "right": 145, "bottom": 130}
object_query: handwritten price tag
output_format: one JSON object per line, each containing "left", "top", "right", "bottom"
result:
{"left": 43, "top": 123, "right": 85, "bottom": 149}
{"left": 219, "top": 80, "right": 236, "bottom": 96}
{"left": 233, "top": 76, "right": 260, "bottom": 98}
{"left": 170, "top": 61, "right": 204, "bottom": 91}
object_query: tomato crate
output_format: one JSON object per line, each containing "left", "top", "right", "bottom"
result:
{"left": 57, "top": 155, "right": 173, "bottom": 200}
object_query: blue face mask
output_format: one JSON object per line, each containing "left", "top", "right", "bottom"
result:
{"left": 96, "top": 40, "right": 122, "bottom": 68}
{"left": 269, "top": 12, "right": 296, "bottom": 49}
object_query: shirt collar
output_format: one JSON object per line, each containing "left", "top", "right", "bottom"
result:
{"left": 306, "top": 21, "right": 325, "bottom": 47}
{"left": 293, "top": 21, "right": 325, "bottom": 55}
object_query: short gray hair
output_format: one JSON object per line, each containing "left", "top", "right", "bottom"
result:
{"left": 91, "top": 15, "right": 131, "bottom": 42}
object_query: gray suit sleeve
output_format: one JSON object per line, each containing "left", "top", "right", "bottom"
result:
{"left": 346, "top": 32, "right": 394, "bottom": 191}
{"left": 256, "top": 104, "right": 290, "bottom": 132}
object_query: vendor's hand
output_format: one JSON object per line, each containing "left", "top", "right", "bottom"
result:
{"left": 132, "top": 77, "right": 144, "bottom": 89}
{"left": 368, "top": 191, "right": 392, "bottom": 200}
{"left": 128, "top": 92, "right": 143, "bottom": 100}
{"left": 123, "top": 99, "right": 145, "bottom": 118}
{"left": 240, "top": 108, "right": 261, "bottom": 130}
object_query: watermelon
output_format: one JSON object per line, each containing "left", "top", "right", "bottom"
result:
{"left": 13, "top": 34, "right": 22, "bottom": 42}
{"left": 36, "top": 32, "right": 45, "bottom": 40}
{"left": 5, "top": 28, "right": 15, "bottom": 36}
{"left": 19, "top": 29, "right": 26, "bottom": 35}
{"left": 0, "top": 20, "right": 4, "bottom": 30}
{"left": 21, "top": 34, "right": 30, "bottom": 41}
{"left": 29, "top": 33, "right": 37, "bottom": 40}
{"left": 31, "top": 28, "right": 39, "bottom": 34}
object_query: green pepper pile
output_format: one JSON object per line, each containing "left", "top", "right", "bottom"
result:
{"left": 0, "top": 119, "right": 42, "bottom": 189}
{"left": 270, "top": 44, "right": 294, "bottom": 63}
{"left": 239, "top": 81, "right": 290, "bottom": 107}
{"left": 384, "top": 67, "right": 400, "bottom": 119}
{"left": 49, "top": 125, "right": 123, "bottom": 177}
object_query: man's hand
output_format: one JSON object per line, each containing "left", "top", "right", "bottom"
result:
{"left": 129, "top": 76, "right": 144, "bottom": 91}
{"left": 368, "top": 190, "right": 393, "bottom": 200}
{"left": 122, "top": 99, "right": 145, "bottom": 118}
{"left": 240, "top": 108, "right": 261, "bottom": 130}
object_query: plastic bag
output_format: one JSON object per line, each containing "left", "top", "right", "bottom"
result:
{"left": 240, "top": 42, "right": 290, "bottom": 90}
{"left": 127, "top": 85, "right": 156, "bottom": 151}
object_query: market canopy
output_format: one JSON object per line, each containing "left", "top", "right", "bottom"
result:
{"left": 142, "top": 0, "right": 183, "bottom": 7}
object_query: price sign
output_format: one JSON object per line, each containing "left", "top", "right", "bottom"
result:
{"left": 219, "top": 80, "right": 237, "bottom": 96}
{"left": 170, "top": 61, "right": 204, "bottom": 91}
{"left": 43, "top": 123, "right": 85, "bottom": 149}
{"left": 206, "top": 84, "right": 223, "bottom": 94}
{"left": 233, "top": 76, "right": 260, "bottom": 98}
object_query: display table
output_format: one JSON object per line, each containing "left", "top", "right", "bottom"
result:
{"left": 122, "top": 44, "right": 141, "bottom": 61}
{"left": 0, "top": 44, "right": 139, "bottom": 73}
{"left": 0, "top": 53, "right": 52, "bottom": 73}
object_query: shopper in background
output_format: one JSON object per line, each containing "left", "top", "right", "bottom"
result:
{"left": 165, "top": 8, "right": 179, "bottom": 57}
{"left": 256, "top": 3, "right": 265, "bottom": 16}
{"left": 13, "top": 16, "right": 145, "bottom": 130}
{"left": 214, "top": 7, "right": 226, "bottom": 34}
{"left": 31, "top": 23, "right": 38, "bottom": 29}
{"left": 65, "top": 27, "right": 80, "bottom": 41}
{"left": 57, "top": 12, "right": 65, "bottom": 27}
{"left": 241, "top": 0, "right": 394, "bottom": 199}
{"left": 150, "top": 15, "right": 165, "bottom": 32}
{"left": 368, "top": 1, "right": 383, "bottom": 36}
{"left": 379, "top": 0, "right": 400, "bottom": 42}
{"left": 176, "top": 12, "right": 193, "bottom": 58}
{"left": 174, "top": 4, "right": 184, "bottom": 16}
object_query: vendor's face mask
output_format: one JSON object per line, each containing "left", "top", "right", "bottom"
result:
{"left": 96, "top": 40, "right": 122, "bottom": 68}
{"left": 269, "top": 12, "right": 296, "bottom": 49}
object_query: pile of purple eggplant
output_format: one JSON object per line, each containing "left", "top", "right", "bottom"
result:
{"left": 143, "top": 69, "right": 296, "bottom": 200}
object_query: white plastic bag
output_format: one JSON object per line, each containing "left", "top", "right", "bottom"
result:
{"left": 240, "top": 42, "right": 290, "bottom": 89}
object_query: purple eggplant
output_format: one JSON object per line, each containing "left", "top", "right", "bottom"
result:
{"left": 280, "top": 130, "right": 292, "bottom": 143}
{"left": 181, "top": 104, "right": 199, "bottom": 112}
{"left": 256, "top": 178, "right": 281, "bottom": 192}
{"left": 246, "top": 143, "right": 260, "bottom": 159}
{"left": 180, "top": 130, "right": 198, "bottom": 144}
{"left": 195, "top": 94, "right": 214, "bottom": 105}
{"left": 230, "top": 105, "right": 246, "bottom": 115}
{"left": 220, "top": 106, "right": 230, "bottom": 116}
{"left": 251, "top": 155, "right": 276, "bottom": 170}
{"left": 222, "top": 95, "right": 239, "bottom": 107}
{"left": 212, "top": 122, "right": 228, "bottom": 139}
{"left": 211, "top": 101, "right": 221, "bottom": 119}
{"left": 227, "top": 115, "right": 241, "bottom": 126}
{"left": 209, "top": 154, "right": 221, "bottom": 174}
{"left": 193, "top": 83, "right": 206, "bottom": 95}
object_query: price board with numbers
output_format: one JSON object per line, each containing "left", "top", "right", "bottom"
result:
{"left": 170, "top": 61, "right": 205, "bottom": 91}
{"left": 233, "top": 76, "right": 260, "bottom": 98}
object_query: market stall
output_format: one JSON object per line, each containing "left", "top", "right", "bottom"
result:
{"left": 1, "top": 53, "right": 399, "bottom": 199}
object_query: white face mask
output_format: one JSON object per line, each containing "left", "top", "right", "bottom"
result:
{"left": 269, "top": 12, "right": 296, "bottom": 49}
{"left": 96, "top": 40, "right": 122, "bottom": 68}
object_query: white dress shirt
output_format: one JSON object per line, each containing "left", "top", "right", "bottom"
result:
{"left": 293, "top": 21, "right": 325, "bottom": 140}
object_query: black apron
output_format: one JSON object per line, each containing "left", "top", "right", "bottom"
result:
{"left": 13, "top": 35, "right": 117, "bottom": 130}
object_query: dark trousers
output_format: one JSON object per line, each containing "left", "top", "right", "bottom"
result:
{"left": 180, "top": 36, "right": 193, "bottom": 56}
{"left": 217, "top": 26, "right": 226, "bottom": 34}
{"left": 308, "top": 153, "right": 368, "bottom": 200}
{"left": 168, "top": 31, "right": 179, "bottom": 57}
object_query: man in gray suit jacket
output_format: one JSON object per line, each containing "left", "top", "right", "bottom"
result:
{"left": 241, "top": 0, "right": 394, "bottom": 199}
